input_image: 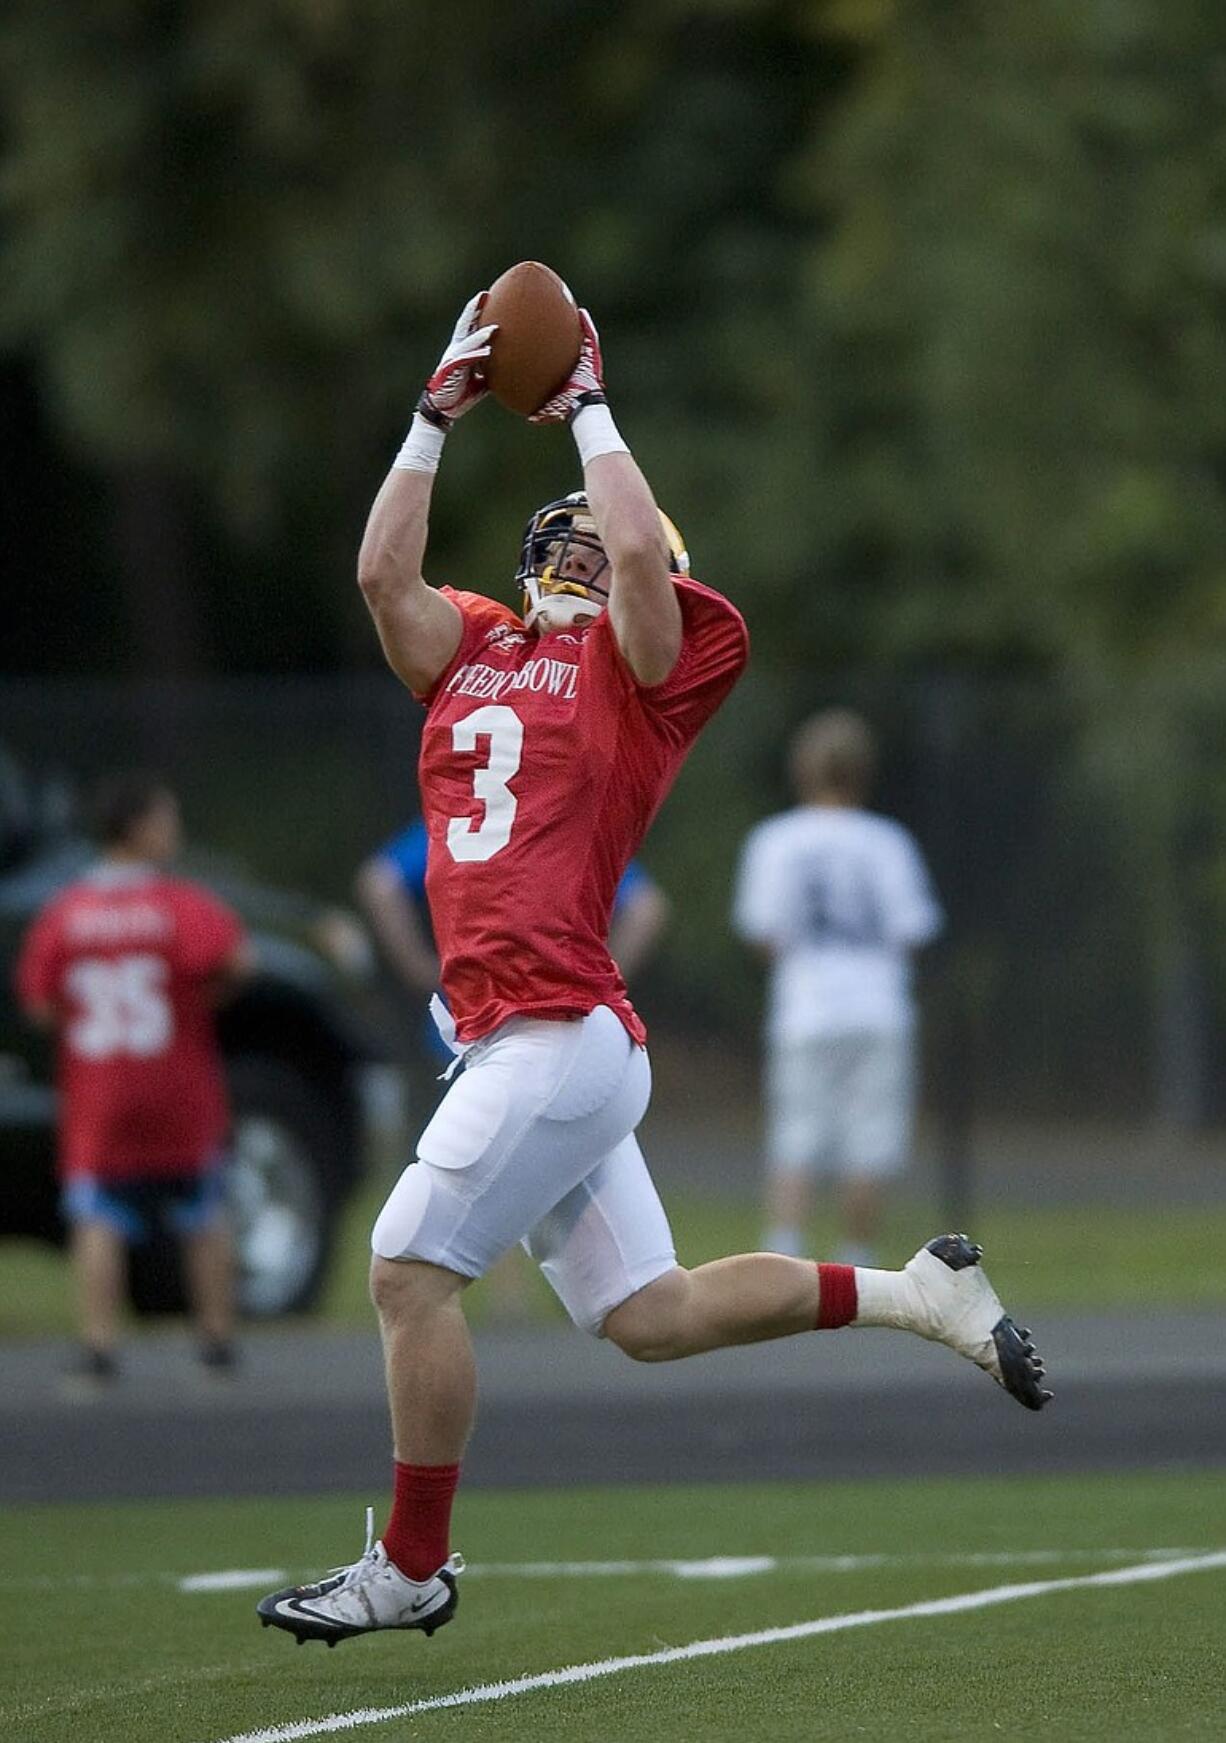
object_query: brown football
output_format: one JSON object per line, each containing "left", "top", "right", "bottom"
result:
{"left": 482, "top": 261, "right": 582, "bottom": 416}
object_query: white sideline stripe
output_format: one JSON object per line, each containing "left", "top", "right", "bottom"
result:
{"left": 0, "top": 1547, "right": 1207, "bottom": 1595}
{"left": 180, "top": 1570, "right": 287, "bottom": 1593}
{"left": 218, "top": 1550, "right": 1226, "bottom": 1743}
{"left": 180, "top": 1548, "right": 1193, "bottom": 1596}
{"left": 462, "top": 1547, "right": 1205, "bottom": 1580}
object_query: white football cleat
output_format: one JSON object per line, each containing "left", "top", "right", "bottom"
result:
{"left": 903, "top": 1234, "right": 1053, "bottom": 1411}
{"left": 258, "top": 1510, "right": 461, "bottom": 1647}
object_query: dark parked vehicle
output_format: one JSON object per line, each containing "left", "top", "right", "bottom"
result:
{"left": 0, "top": 756, "right": 397, "bottom": 1316}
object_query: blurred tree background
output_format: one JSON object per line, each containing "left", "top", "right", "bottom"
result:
{"left": 5, "top": 0, "right": 1226, "bottom": 680}
{"left": 4, "top": 0, "right": 1226, "bottom": 1127}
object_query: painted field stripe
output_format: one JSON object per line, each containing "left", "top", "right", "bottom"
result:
{"left": 0, "top": 1547, "right": 1209, "bottom": 1596}
{"left": 218, "top": 1550, "right": 1226, "bottom": 1743}
{"left": 180, "top": 1570, "right": 287, "bottom": 1593}
{"left": 461, "top": 1546, "right": 1207, "bottom": 1580}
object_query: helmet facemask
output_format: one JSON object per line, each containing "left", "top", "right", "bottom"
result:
{"left": 517, "top": 497, "right": 610, "bottom": 631}
{"left": 515, "top": 491, "right": 691, "bottom": 632}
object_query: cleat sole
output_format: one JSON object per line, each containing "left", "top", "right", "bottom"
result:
{"left": 913, "top": 1233, "right": 1054, "bottom": 1413}
{"left": 992, "top": 1314, "right": 1054, "bottom": 1411}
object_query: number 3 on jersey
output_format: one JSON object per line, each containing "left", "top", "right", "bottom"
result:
{"left": 447, "top": 704, "right": 524, "bottom": 863}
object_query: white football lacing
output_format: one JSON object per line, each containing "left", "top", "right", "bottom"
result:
{"left": 319, "top": 1505, "right": 464, "bottom": 1595}
{"left": 319, "top": 1506, "right": 379, "bottom": 1592}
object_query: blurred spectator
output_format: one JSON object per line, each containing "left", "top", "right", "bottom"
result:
{"left": 354, "top": 817, "right": 463, "bottom": 1134}
{"left": 356, "top": 816, "right": 669, "bottom": 1048}
{"left": 732, "top": 710, "right": 943, "bottom": 1266}
{"left": 14, "top": 774, "right": 251, "bottom": 1391}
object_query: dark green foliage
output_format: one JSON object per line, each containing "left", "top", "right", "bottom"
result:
{"left": 5, "top": 1, "right": 1225, "bottom": 680}
{"left": 6, "top": 2, "right": 1226, "bottom": 1108}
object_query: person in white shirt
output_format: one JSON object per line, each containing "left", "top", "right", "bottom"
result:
{"left": 732, "top": 708, "right": 943, "bottom": 1265}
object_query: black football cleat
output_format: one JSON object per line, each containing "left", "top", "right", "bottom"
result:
{"left": 903, "top": 1233, "right": 1054, "bottom": 1411}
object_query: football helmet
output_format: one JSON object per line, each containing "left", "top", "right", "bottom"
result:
{"left": 516, "top": 491, "right": 690, "bottom": 630}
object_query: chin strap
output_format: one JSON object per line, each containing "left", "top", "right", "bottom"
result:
{"left": 524, "top": 589, "right": 605, "bottom": 631}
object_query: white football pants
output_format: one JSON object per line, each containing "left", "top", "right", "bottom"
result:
{"left": 371, "top": 1004, "right": 677, "bottom": 1334}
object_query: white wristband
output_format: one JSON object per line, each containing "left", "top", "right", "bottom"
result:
{"left": 393, "top": 413, "right": 447, "bottom": 474}
{"left": 571, "top": 402, "right": 630, "bottom": 467}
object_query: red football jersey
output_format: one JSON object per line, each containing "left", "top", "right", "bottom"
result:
{"left": 14, "top": 866, "right": 244, "bottom": 1180}
{"left": 418, "top": 576, "right": 749, "bottom": 1043}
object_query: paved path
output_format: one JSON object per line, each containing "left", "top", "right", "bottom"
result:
{"left": 4, "top": 1310, "right": 1223, "bottom": 1503}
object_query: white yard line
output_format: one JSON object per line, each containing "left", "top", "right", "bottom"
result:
{"left": 460, "top": 1546, "right": 1207, "bottom": 1580}
{"left": 0, "top": 1547, "right": 1209, "bottom": 1595}
{"left": 180, "top": 1570, "right": 289, "bottom": 1593}
{"left": 214, "top": 1550, "right": 1226, "bottom": 1743}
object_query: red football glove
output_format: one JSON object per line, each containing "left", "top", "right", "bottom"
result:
{"left": 417, "top": 292, "right": 497, "bottom": 429}
{"left": 528, "top": 308, "right": 606, "bottom": 425}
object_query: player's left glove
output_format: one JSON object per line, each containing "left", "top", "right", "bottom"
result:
{"left": 529, "top": 309, "right": 606, "bottom": 425}
{"left": 417, "top": 292, "right": 497, "bottom": 429}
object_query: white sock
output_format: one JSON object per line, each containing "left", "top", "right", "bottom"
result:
{"left": 851, "top": 1266, "right": 913, "bottom": 1329}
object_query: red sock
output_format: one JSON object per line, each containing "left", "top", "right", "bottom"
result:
{"left": 382, "top": 1461, "right": 461, "bottom": 1581}
{"left": 815, "top": 1262, "right": 858, "bottom": 1330}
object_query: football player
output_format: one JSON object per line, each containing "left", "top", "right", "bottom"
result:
{"left": 257, "top": 293, "right": 1051, "bottom": 1650}
{"left": 733, "top": 708, "right": 944, "bottom": 1266}
{"left": 15, "top": 774, "right": 250, "bottom": 1389}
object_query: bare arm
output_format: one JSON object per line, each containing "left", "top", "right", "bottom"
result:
{"left": 358, "top": 292, "right": 495, "bottom": 695}
{"left": 354, "top": 858, "right": 439, "bottom": 995}
{"left": 203, "top": 938, "right": 256, "bottom": 1009}
{"left": 608, "top": 881, "right": 671, "bottom": 982}
{"left": 357, "top": 467, "right": 463, "bottom": 696}
{"left": 585, "top": 452, "right": 683, "bottom": 687}
{"left": 532, "top": 308, "right": 682, "bottom": 686}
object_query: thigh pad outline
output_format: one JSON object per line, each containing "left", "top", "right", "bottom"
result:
{"left": 542, "top": 1005, "right": 640, "bottom": 1124}
{"left": 415, "top": 1063, "right": 516, "bottom": 1172}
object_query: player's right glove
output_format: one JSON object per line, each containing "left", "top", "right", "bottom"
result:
{"left": 529, "top": 309, "right": 606, "bottom": 425}
{"left": 417, "top": 292, "right": 497, "bottom": 429}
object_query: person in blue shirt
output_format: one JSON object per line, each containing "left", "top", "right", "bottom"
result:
{"left": 356, "top": 818, "right": 669, "bottom": 1066}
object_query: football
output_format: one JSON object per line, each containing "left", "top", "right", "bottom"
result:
{"left": 482, "top": 262, "right": 582, "bottom": 417}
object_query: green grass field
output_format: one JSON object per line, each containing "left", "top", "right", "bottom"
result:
{"left": 5, "top": 1186, "right": 1226, "bottom": 1340}
{"left": 5, "top": 1472, "right": 1225, "bottom": 1742}
{"left": 332, "top": 1185, "right": 1226, "bottom": 1325}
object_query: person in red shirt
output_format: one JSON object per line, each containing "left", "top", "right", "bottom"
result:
{"left": 258, "top": 295, "right": 1051, "bottom": 1648}
{"left": 15, "top": 773, "right": 250, "bottom": 1388}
